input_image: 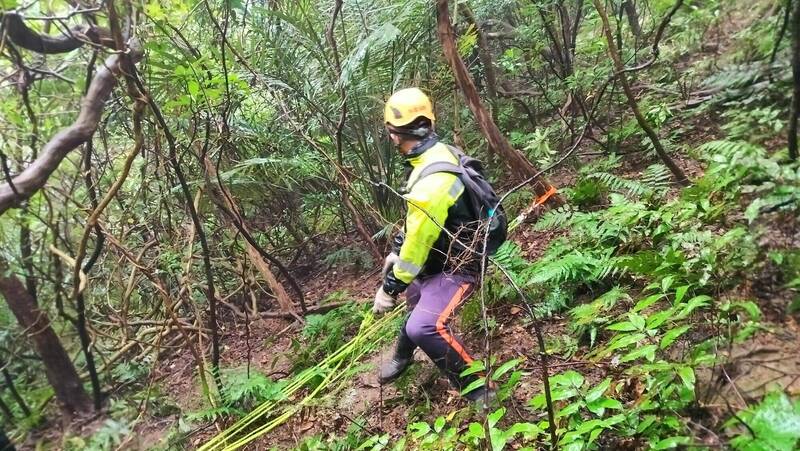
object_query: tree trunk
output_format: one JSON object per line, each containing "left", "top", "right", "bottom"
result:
{"left": 74, "top": 292, "right": 102, "bottom": 410}
{"left": 0, "top": 263, "right": 91, "bottom": 414}
{"left": 203, "top": 158, "right": 303, "bottom": 317}
{"left": 789, "top": 0, "right": 800, "bottom": 160}
{"left": 436, "top": 0, "right": 560, "bottom": 203}
{"left": 18, "top": 225, "right": 36, "bottom": 300}
{"left": 460, "top": 5, "right": 497, "bottom": 101}
{"left": 622, "top": 1, "right": 642, "bottom": 39}
{"left": 593, "top": 0, "right": 689, "bottom": 185}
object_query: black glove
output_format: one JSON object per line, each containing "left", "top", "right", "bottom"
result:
{"left": 383, "top": 271, "right": 409, "bottom": 297}
{"left": 383, "top": 232, "right": 409, "bottom": 295}
{"left": 391, "top": 232, "right": 405, "bottom": 254}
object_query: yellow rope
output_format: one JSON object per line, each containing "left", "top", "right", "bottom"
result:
{"left": 199, "top": 307, "right": 402, "bottom": 451}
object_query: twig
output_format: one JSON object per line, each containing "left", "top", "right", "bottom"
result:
{"left": 619, "top": 0, "right": 686, "bottom": 74}
{"left": 770, "top": 0, "right": 793, "bottom": 65}
{"left": 493, "top": 262, "right": 559, "bottom": 448}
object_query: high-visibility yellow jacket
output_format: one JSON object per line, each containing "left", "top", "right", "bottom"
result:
{"left": 383, "top": 137, "right": 475, "bottom": 294}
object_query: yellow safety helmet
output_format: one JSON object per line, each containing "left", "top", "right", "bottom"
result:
{"left": 384, "top": 88, "right": 436, "bottom": 127}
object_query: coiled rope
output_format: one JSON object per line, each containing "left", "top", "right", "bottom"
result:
{"left": 199, "top": 307, "right": 403, "bottom": 451}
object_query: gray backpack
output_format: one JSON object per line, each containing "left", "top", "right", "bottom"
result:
{"left": 412, "top": 145, "right": 508, "bottom": 255}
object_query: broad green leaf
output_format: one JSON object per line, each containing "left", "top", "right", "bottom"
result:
{"left": 587, "top": 397, "right": 621, "bottom": 416}
{"left": 589, "top": 427, "right": 604, "bottom": 444}
{"left": 551, "top": 370, "right": 585, "bottom": 388}
{"left": 651, "top": 436, "right": 690, "bottom": 449}
{"left": 505, "top": 422, "right": 541, "bottom": 439}
{"left": 744, "top": 198, "right": 765, "bottom": 223}
{"left": 675, "top": 295, "right": 712, "bottom": 319}
{"left": 629, "top": 312, "right": 646, "bottom": 331}
{"left": 409, "top": 422, "right": 430, "bottom": 438}
{"left": 460, "top": 377, "right": 486, "bottom": 396}
{"left": 674, "top": 285, "right": 690, "bottom": 303}
{"left": 576, "top": 419, "right": 604, "bottom": 434}
{"left": 466, "top": 422, "right": 484, "bottom": 438}
{"left": 636, "top": 415, "right": 657, "bottom": 433}
{"left": 603, "top": 414, "right": 626, "bottom": 426}
{"left": 620, "top": 344, "right": 657, "bottom": 362}
{"left": 730, "top": 300, "right": 761, "bottom": 320}
{"left": 562, "top": 440, "right": 585, "bottom": 451}
{"left": 145, "top": 2, "right": 166, "bottom": 20}
{"left": 660, "top": 325, "right": 691, "bottom": 349}
{"left": 605, "top": 333, "right": 647, "bottom": 353}
{"left": 606, "top": 321, "right": 638, "bottom": 332}
{"left": 646, "top": 309, "right": 674, "bottom": 329}
{"left": 633, "top": 293, "right": 664, "bottom": 312}
{"left": 187, "top": 80, "right": 200, "bottom": 97}
{"left": 585, "top": 378, "right": 612, "bottom": 403}
{"left": 490, "top": 427, "right": 507, "bottom": 451}
{"left": 557, "top": 400, "right": 582, "bottom": 418}
{"left": 488, "top": 407, "right": 506, "bottom": 429}
{"left": 492, "top": 358, "right": 523, "bottom": 381}
{"left": 662, "top": 276, "right": 675, "bottom": 293}
{"left": 587, "top": 397, "right": 623, "bottom": 416}
{"left": 677, "top": 367, "right": 695, "bottom": 391}
{"left": 729, "top": 391, "right": 800, "bottom": 450}
{"left": 433, "top": 416, "right": 445, "bottom": 433}
{"left": 461, "top": 360, "right": 486, "bottom": 377}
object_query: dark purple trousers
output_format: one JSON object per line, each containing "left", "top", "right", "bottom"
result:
{"left": 395, "top": 272, "right": 478, "bottom": 389}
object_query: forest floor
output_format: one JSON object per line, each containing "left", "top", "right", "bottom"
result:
{"left": 27, "top": 4, "right": 800, "bottom": 450}
{"left": 138, "top": 201, "right": 798, "bottom": 450}
{"left": 140, "top": 154, "right": 800, "bottom": 450}
{"left": 138, "top": 92, "right": 800, "bottom": 451}
{"left": 44, "top": 132, "right": 800, "bottom": 450}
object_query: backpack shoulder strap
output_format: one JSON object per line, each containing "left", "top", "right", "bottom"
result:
{"left": 444, "top": 144, "right": 466, "bottom": 159}
{"left": 408, "top": 161, "right": 462, "bottom": 191}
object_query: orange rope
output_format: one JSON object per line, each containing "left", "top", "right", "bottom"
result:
{"left": 533, "top": 185, "right": 558, "bottom": 207}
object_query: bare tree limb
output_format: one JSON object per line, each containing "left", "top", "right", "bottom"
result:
{"left": 593, "top": 0, "right": 689, "bottom": 185}
{"left": 0, "top": 41, "right": 143, "bottom": 215}
{"left": 436, "top": 0, "right": 562, "bottom": 204}
{"left": 771, "top": 0, "right": 793, "bottom": 65}
{"left": 619, "top": 0, "right": 685, "bottom": 74}
{"left": 0, "top": 12, "right": 112, "bottom": 53}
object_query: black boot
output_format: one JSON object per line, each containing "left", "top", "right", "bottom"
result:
{"left": 431, "top": 345, "right": 477, "bottom": 391}
{"left": 434, "top": 349, "right": 495, "bottom": 410}
{"left": 465, "top": 384, "right": 497, "bottom": 412}
{"left": 379, "top": 327, "right": 416, "bottom": 385}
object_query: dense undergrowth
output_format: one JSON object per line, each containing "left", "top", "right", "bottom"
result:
{"left": 183, "top": 107, "right": 799, "bottom": 450}
{"left": 282, "top": 57, "right": 800, "bottom": 451}
{"left": 1, "top": 0, "right": 799, "bottom": 450}
{"left": 293, "top": 146, "right": 799, "bottom": 450}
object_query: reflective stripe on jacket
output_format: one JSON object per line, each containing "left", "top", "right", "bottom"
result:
{"left": 393, "top": 142, "right": 465, "bottom": 284}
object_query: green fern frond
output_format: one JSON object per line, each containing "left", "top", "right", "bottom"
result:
{"left": 588, "top": 171, "right": 654, "bottom": 199}
{"left": 640, "top": 164, "right": 672, "bottom": 193}
{"left": 491, "top": 242, "right": 527, "bottom": 270}
{"left": 697, "top": 140, "right": 764, "bottom": 161}
{"left": 700, "top": 63, "right": 763, "bottom": 92}
{"left": 593, "top": 255, "right": 629, "bottom": 280}
{"left": 534, "top": 205, "right": 576, "bottom": 231}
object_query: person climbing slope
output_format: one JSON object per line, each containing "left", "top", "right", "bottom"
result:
{"left": 373, "top": 87, "right": 507, "bottom": 408}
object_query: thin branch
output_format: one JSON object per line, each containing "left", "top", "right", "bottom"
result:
{"left": 771, "top": 0, "right": 793, "bottom": 64}
{"left": 0, "top": 41, "right": 143, "bottom": 215}
{"left": 619, "top": 0, "right": 685, "bottom": 74}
